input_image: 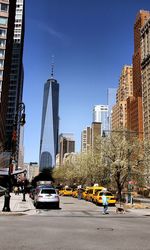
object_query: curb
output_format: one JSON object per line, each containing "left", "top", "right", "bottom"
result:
{"left": 0, "top": 210, "right": 37, "bottom": 216}
{"left": 0, "top": 212, "right": 25, "bottom": 216}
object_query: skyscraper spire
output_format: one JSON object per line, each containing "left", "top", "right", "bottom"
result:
{"left": 40, "top": 59, "right": 59, "bottom": 170}
{"left": 51, "top": 55, "right": 55, "bottom": 78}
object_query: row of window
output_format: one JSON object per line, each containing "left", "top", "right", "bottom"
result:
{"left": 17, "top": 0, "right": 23, "bottom": 4}
{"left": 16, "top": 14, "right": 22, "bottom": 20}
{"left": 15, "top": 24, "right": 21, "bottom": 28}
{"left": 9, "top": 85, "right": 16, "bottom": 90}
{"left": 7, "top": 107, "right": 15, "bottom": 113}
{"left": 14, "top": 29, "right": 21, "bottom": 34}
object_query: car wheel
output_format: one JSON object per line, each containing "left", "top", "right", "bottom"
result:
{"left": 56, "top": 203, "right": 59, "bottom": 209}
{"left": 35, "top": 202, "right": 39, "bottom": 209}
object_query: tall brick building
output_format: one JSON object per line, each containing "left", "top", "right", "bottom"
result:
{"left": 127, "top": 10, "right": 150, "bottom": 139}
{"left": 141, "top": 16, "right": 150, "bottom": 139}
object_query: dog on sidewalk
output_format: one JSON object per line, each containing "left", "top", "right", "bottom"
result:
{"left": 116, "top": 206, "right": 125, "bottom": 214}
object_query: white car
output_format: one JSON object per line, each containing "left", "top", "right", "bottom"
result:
{"left": 34, "top": 186, "right": 60, "bottom": 209}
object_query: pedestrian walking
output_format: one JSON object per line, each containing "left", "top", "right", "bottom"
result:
{"left": 77, "top": 188, "right": 82, "bottom": 200}
{"left": 102, "top": 192, "right": 109, "bottom": 214}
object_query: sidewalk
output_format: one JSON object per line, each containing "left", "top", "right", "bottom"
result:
{"left": 0, "top": 193, "right": 36, "bottom": 215}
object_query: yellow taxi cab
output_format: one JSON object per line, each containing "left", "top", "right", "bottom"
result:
{"left": 72, "top": 189, "right": 78, "bottom": 198}
{"left": 82, "top": 187, "right": 90, "bottom": 200}
{"left": 95, "top": 191, "right": 116, "bottom": 205}
{"left": 59, "top": 187, "right": 72, "bottom": 196}
{"left": 93, "top": 189, "right": 103, "bottom": 203}
{"left": 86, "top": 186, "right": 104, "bottom": 202}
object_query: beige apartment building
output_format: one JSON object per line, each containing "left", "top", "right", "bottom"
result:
{"left": 59, "top": 133, "right": 75, "bottom": 166}
{"left": 81, "top": 122, "right": 101, "bottom": 153}
{"left": 141, "top": 17, "right": 150, "bottom": 139}
{"left": 81, "top": 126, "right": 91, "bottom": 153}
{"left": 24, "top": 162, "right": 39, "bottom": 182}
{"left": 112, "top": 65, "right": 133, "bottom": 130}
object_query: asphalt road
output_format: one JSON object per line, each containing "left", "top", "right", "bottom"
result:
{"left": 0, "top": 196, "right": 149, "bottom": 250}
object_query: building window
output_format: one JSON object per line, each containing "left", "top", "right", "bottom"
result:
{"left": 17, "top": 0, "right": 23, "bottom": 4}
{"left": 0, "top": 29, "right": 7, "bottom": 37}
{"left": 16, "top": 14, "right": 22, "bottom": 19}
{"left": 0, "top": 39, "right": 6, "bottom": 47}
{"left": 0, "top": 59, "right": 4, "bottom": 67}
{"left": 0, "top": 70, "right": 3, "bottom": 77}
{"left": 0, "top": 49, "right": 5, "bottom": 58}
{"left": 0, "top": 17, "right": 8, "bottom": 26}
{"left": 0, "top": 3, "right": 8, "bottom": 12}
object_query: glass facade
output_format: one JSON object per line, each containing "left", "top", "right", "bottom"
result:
{"left": 93, "top": 105, "right": 109, "bottom": 135}
{"left": 39, "top": 78, "right": 59, "bottom": 170}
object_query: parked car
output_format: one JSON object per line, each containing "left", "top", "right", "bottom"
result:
{"left": 82, "top": 187, "right": 90, "bottom": 200}
{"left": 72, "top": 188, "right": 78, "bottom": 198}
{"left": 85, "top": 186, "right": 104, "bottom": 202}
{"left": 0, "top": 186, "right": 6, "bottom": 197}
{"left": 95, "top": 191, "right": 116, "bottom": 206}
{"left": 34, "top": 186, "right": 59, "bottom": 209}
{"left": 59, "top": 187, "right": 72, "bottom": 196}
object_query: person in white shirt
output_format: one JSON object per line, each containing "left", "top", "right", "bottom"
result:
{"left": 102, "top": 192, "right": 109, "bottom": 214}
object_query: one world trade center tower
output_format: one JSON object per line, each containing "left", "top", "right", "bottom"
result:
{"left": 39, "top": 67, "right": 59, "bottom": 170}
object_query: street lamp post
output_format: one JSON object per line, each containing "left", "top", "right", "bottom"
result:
{"left": 2, "top": 102, "right": 26, "bottom": 212}
{"left": 22, "top": 170, "right": 27, "bottom": 202}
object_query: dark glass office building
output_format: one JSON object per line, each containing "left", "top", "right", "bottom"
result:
{"left": 39, "top": 75, "right": 59, "bottom": 170}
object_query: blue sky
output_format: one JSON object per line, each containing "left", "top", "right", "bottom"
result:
{"left": 23, "top": 0, "right": 150, "bottom": 163}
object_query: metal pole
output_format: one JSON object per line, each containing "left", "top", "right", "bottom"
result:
{"left": 2, "top": 157, "right": 12, "bottom": 212}
{"left": 22, "top": 170, "right": 27, "bottom": 201}
{"left": 127, "top": 148, "right": 131, "bottom": 203}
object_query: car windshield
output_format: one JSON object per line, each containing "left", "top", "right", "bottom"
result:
{"left": 41, "top": 189, "right": 56, "bottom": 194}
{"left": 66, "top": 188, "right": 72, "bottom": 191}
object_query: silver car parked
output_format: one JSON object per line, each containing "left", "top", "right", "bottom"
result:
{"left": 34, "top": 186, "right": 60, "bottom": 209}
